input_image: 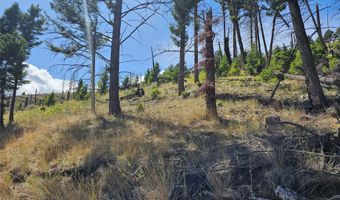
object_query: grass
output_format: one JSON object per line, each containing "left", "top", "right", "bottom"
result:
{"left": 0, "top": 75, "right": 339, "bottom": 199}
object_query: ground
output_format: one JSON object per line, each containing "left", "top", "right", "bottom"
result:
{"left": 0, "top": 76, "right": 339, "bottom": 200}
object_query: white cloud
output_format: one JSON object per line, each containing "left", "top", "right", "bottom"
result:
{"left": 18, "top": 64, "right": 70, "bottom": 94}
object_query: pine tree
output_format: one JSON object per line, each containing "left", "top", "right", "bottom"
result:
{"left": 0, "top": 3, "right": 44, "bottom": 127}
{"left": 98, "top": 69, "right": 109, "bottom": 95}
{"left": 170, "top": 0, "right": 195, "bottom": 95}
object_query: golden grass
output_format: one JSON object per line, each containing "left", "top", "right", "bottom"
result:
{"left": 0, "top": 76, "right": 339, "bottom": 199}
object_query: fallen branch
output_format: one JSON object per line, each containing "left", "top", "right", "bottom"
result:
{"left": 284, "top": 73, "right": 340, "bottom": 87}
{"left": 275, "top": 185, "right": 308, "bottom": 200}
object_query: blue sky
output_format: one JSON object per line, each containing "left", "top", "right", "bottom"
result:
{"left": 0, "top": 0, "right": 339, "bottom": 93}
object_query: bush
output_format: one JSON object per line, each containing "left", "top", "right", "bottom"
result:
{"left": 216, "top": 55, "right": 230, "bottom": 77}
{"left": 289, "top": 51, "right": 303, "bottom": 75}
{"left": 44, "top": 92, "right": 56, "bottom": 107}
{"left": 245, "top": 44, "right": 265, "bottom": 75}
{"left": 228, "top": 58, "right": 242, "bottom": 76}
{"left": 150, "top": 86, "right": 160, "bottom": 100}
{"left": 217, "top": 100, "right": 223, "bottom": 107}
{"left": 144, "top": 62, "right": 161, "bottom": 85}
{"left": 260, "top": 46, "right": 293, "bottom": 81}
{"left": 73, "top": 79, "right": 89, "bottom": 101}
{"left": 181, "top": 91, "right": 190, "bottom": 99}
{"left": 159, "top": 64, "right": 179, "bottom": 84}
{"left": 136, "top": 103, "right": 144, "bottom": 112}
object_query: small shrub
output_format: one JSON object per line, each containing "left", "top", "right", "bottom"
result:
{"left": 260, "top": 46, "right": 294, "bottom": 81}
{"left": 245, "top": 44, "right": 265, "bottom": 75}
{"left": 228, "top": 58, "right": 242, "bottom": 76}
{"left": 217, "top": 100, "right": 223, "bottom": 107}
{"left": 136, "top": 103, "right": 144, "bottom": 112}
{"left": 73, "top": 79, "right": 90, "bottom": 101}
{"left": 150, "top": 86, "right": 160, "bottom": 100}
{"left": 44, "top": 92, "right": 56, "bottom": 107}
{"left": 181, "top": 91, "right": 190, "bottom": 99}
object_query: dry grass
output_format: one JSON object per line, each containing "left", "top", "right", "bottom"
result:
{"left": 0, "top": 76, "right": 339, "bottom": 199}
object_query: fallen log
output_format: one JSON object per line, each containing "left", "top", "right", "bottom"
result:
{"left": 284, "top": 73, "right": 340, "bottom": 87}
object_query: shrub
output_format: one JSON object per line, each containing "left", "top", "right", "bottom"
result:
{"left": 217, "top": 100, "right": 223, "bottom": 107}
{"left": 159, "top": 64, "right": 179, "bottom": 84}
{"left": 216, "top": 55, "right": 230, "bottom": 77}
{"left": 73, "top": 79, "right": 90, "bottom": 101}
{"left": 260, "top": 46, "right": 293, "bottom": 81}
{"left": 136, "top": 103, "right": 144, "bottom": 112}
{"left": 289, "top": 51, "right": 303, "bottom": 75}
{"left": 228, "top": 58, "right": 242, "bottom": 76}
{"left": 245, "top": 44, "right": 265, "bottom": 75}
{"left": 44, "top": 92, "right": 56, "bottom": 107}
{"left": 181, "top": 91, "right": 190, "bottom": 99}
{"left": 98, "top": 69, "right": 109, "bottom": 95}
{"left": 150, "top": 86, "right": 160, "bottom": 100}
{"left": 144, "top": 62, "right": 161, "bottom": 85}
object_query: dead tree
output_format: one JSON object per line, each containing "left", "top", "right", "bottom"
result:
{"left": 304, "top": 0, "right": 328, "bottom": 53}
{"left": 258, "top": 5, "right": 268, "bottom": 60}
{"left": 204, "top": 9, "right": 218, "bottom": 121}
{"left": 288, "top": 0, "right": 328, "bottom": 109}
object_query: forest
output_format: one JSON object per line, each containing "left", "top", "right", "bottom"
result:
{"left": 0, "top": 0, "right": 340, "bottom": 199}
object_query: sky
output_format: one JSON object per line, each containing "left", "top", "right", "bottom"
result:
{"left": 0, "top": 0, "right": 339, "bottom": 94}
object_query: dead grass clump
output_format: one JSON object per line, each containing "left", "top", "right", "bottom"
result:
{"left": 139, "top": 158, "right": 176, "bottom": 200}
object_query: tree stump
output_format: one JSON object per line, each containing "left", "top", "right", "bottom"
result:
{"left": 265, "top": 115, "right": 283, "bottom": 134}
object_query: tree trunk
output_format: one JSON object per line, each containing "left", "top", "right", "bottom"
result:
{"left": 288, "top": 0, "right": 328, "bottom": 109}
{"left": 235, "top": 19, "right": 246, "bottom": 64}
{"left": 194, "top": 0, "right": 199, "bottom": 83}
{"left": 250, "top": 9, "right": 253, "bottom": 46}
{"left": 232, "top": 23, "right": 237, "bottom": 59}
{"left": 178, "top": 26, "right": 185, "bottom": 95}
{"left": 258, "top": 6, "right": 268, "bottom": 60}
{"left": 304, "top": 0, "right": 327, "bottom": 53}
{"left": 222, "top": 2, "right": 231, "bottom": 64}
{"left": 108, "top": 0, "right": 122, "bottom": 116}
{"left": 9, "top": 77, "right": 18, "bottom": 125}
{"left": 254, "top": 3, "right": 261, "bottom": 53}
{"left": 34, "top": 89, "right": 37, "bottom": 105}
{"left": 0, "top": 87, "right": 4, "bottom": 129}
{"left": 90, "top": 32, "right": 96, "bottom": 113}
{"left": 268, "top": 13, "right": 277, "bottom": 67}
{"left": 205, "top": 9, "right": 218, "bottom": 121}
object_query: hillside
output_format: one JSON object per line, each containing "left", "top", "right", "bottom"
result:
{"left": 0, "top": 76, "right": 339, "bottom": 199}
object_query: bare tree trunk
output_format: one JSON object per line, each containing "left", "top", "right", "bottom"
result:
{"left": 0, "top": 87, "right": 4, "bottom": 129}
{"left": 90, "top": 32, "right": 96, "bottom": 113}
{"left": 254, "top": 3, "right": 261, "bottom": 53}
{"left": 9, "top": 78, "right": 18, "bottom": 125}
{"left": 258, "top": 6, "right": 268, "bottom": 60}
{"left": 178, "top": 26, "right": 185, "bottom": 95}
{"left": 235, "top": 20, "right": 246, "bottom": 64}
{"left": 205, "top": 9, "right": 218, "bottom": 121}
{"left": 34, "top": 89, "right": 37, "bottom": 105}
{"left": 288, "top": 0, "right": 328, "bottom": 109}
{"left": 304, "top": 0, "right": 327, "bottom": 53}
{"left": 268, "top": 13, "right": 277, "bottom": 67}
{"left": 232, "top": 2, "right": 245, "bottom": 63}
{"left": 222, "top": 2, "right": 231, "bottom": 64}
{"left": 250, "top": 9, "right": 254, "bottom": 46}
{"left": 232, "top": 23, "right": 237, "bottom": 59}
{"left": 108, "top": 0, "right": 122, "bottom": 116}
{"left": 194, "top": 0, "right": 199, "bottom": 83}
